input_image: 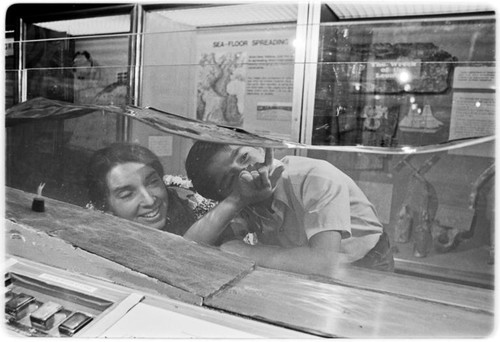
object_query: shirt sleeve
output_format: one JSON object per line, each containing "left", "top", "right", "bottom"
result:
{"left": 290, "top": 160, "right": 352, "bottom": 240}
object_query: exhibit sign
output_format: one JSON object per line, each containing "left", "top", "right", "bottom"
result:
{"left": 449, "top": 92, "right": 495, "bottom": 157}
{"left": 449, "top": 65, "right": 495, "bottom": 157}
{"left": 195, "top": 25, "right": 296, "bottom": 140}
{"left": 453, "top": 66, "right": 495, "bottom": 90}
{"left": 449, "top": 92, "right": 495, "bottom": 140}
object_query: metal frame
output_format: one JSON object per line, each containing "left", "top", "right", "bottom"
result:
{"left": 298, "top": 1, "right": 322, "bottom": 145}
{"left": 289, "top": 1, "right": 311, "bottom": 145}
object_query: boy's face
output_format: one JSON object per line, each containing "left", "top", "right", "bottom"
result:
{"left": 207, "top": 146, "right": 265, "bottom": 199}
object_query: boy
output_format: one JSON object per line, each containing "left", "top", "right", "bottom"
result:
{"left": 184, "top": 142, "right": 394, "bottom": 276}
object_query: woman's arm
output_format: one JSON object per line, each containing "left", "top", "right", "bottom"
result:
{"left": 220, "top": 230, "right": 343, "bottom": 277}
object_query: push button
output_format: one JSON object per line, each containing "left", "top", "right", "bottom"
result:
{"left": 58, "top": 312, "right": 93, "bottom": 336}
{"left": 5, "top": 293, "right": 35, "bottom": 320}
{"left": 30, "top": 301, "right": 62, "bottom": 330}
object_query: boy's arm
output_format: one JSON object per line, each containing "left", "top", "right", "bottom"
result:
{"left": 183, "top": 148, "right": 284, "bottom": 245}
{"left": 220, "top": 230, "right": 344, "bottom": 277}
{"left": 183, "top": 194, "right": 246, "bottom": 245}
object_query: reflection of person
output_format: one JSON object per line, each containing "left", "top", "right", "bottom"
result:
{"left": 72, "top": 51, "right": 101, "bottom": 81}
{"left": 86, "top": 143, "right": 197, "bottom": 236}
{"left": 72, "top": 50, "right": 128, "bottom": 103}
{"left": 185, "top": 142, "right": 394, "bottom": 276}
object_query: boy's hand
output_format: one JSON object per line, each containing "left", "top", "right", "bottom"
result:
{"left": 231, "top": 148, "right": 284, "bottom": 206}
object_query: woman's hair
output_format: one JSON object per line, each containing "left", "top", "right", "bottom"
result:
{"left": 185, "top": 141, "right": 231, "bottom": 201}
{"left": 87, "top": 142, "right": 164, "bottom": 211}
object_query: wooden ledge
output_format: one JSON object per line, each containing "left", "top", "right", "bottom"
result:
{"left": 5, "top": 187, "right": 255, "bottom": 299}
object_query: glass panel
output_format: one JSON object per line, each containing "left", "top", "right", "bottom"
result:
{"left": 30, "top": 15, "right": 131, "bottom": 36}
{"left": 5, "top": 70, "right": 18, "bottom": 109}
{"left": 6, "top": 98, "right": 494, "bottom": 287}
{"left": 5, "top": 36, "right": 17, "bottom": 107}
{"left": 6, "top": 14, "right": 133, "bottom": 206}
{"left": 313, "top": 18, "right": 495, "bottom": 147}
{"left": 5, "top": 110, "right": 125, "bottom": 207}
{"left": 309, "top": 15, "right": 495, "bottom": 287}
{"left": 146, "top": 3, "right": 298, "bottom": 30}
{"left": 23, "top": 36, "right": 130, "bottom": 103}
{"left": 5, "top": 5, "right": 494, "bottom": 290}
{"left": 140, "top": 42, "right": 296, "bottom": 140}
{"left": 142, "top": 4, "right": 299, "bottom": 142}
{"left": 140, "top": 4, "right": 301, "bottom": 217}
{"left": 327, "top": 2, "right": 495, "bottom": 20}
{"left": 306, "top": 140, "right": 494, "bottom": 287}
{"left": 16, "top": 16, "right": 133, "bottom": 193}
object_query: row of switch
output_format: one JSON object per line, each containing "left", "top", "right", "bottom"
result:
{"left": 5, "top": 291, "right": 94, "bottom": 336}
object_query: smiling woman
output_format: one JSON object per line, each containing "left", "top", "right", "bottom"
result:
{"left": 106, "top": 162, "right": 169, "bottom": 229}
{"left": 86, "top": 143, "right": 198, "bottom": 236}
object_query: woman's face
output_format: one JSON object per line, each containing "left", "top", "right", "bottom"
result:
{"left": 106, "top": 162, "right": 168, "bottom": 229}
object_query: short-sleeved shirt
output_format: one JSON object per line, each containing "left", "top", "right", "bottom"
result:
{"left": 234, "top": 156, "right": 383, "bottom": 262}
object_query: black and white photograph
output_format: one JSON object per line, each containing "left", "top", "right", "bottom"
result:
{"left": 2, "top": 0, "right": 496, "bottom": 339}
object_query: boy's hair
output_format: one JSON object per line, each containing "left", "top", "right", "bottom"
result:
{"left": 185, "top": 141, "right": 231, "bottom": 201}
{"left": 87, "top": 142, "right": 164, "bottom": 211}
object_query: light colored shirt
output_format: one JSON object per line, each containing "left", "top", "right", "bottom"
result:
{"left": 235, "top": 156, "right": 383, "bottom": 262}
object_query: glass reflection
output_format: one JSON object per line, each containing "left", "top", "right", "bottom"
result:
{"left": 313, "top": 18, "right": 495, "bottom": 147}
{"left": 4, "top": 4, "right": 494, "bottom": 288}
{"left": 5, "top": 102, "right": 494, "bottom": 287}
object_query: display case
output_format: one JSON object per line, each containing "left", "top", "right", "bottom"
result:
{"left": 138, "top": 2, "right": 306, "bottom": 176}
{"left": 3, "top": 3, "right": 496, "bottom": 337}
{"left": 308, "top": 10, "right": 495, "bottom": 287}
{"left": 311, "top": 16, "right": 495, "bottom": 147}
{"left": 6, "top": 6, "right": 135, "bottom": 204}
{"left": 5, "top": 1, "right": 495, "bottom": 288}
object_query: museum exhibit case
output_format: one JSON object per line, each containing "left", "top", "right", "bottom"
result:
{"left": 306, "top": 6, "right": 495, "bottom": 288}
{"left": 4, "top": 1, "right": 495, "bottom": 338}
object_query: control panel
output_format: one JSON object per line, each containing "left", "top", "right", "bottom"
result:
{"left": 6, "top": 274, "right": 106, "bottom": 336}
{"left": 4, "top": 257, "right": 310, "bottom": 338}
{"left": 4, "top": 258, "right": 142, "bottom": 337}
{"left": 4, "top": 218, "right": 311, "bottom": 338}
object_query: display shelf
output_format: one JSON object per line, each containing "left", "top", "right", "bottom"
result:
{"left": 394, "top": 244, "right": 494, "bottom": 289}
